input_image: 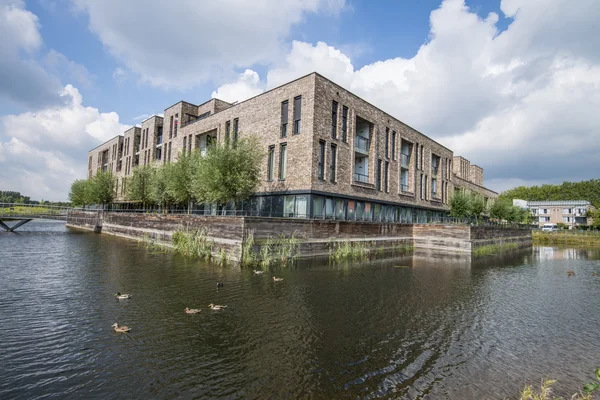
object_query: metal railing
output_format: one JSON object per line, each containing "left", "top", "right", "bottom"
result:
{"left": 401, "top": 184, "right": 410, "bottom": 192}
{"left": 0, "top": 203, "right": 74, "bottom": 220}
{"left": 355, "top": 136, "right": 370, "bottom": 152}
{"left": 354, "top": 172, "right": 369, "bottom": 184}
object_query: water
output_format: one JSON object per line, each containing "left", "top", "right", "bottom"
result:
{"left": 1, "top": 221, "right": 600, "bottom": 399}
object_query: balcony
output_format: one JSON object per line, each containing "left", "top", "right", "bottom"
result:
{"left": 354, "top": 172, "right": 369, "bottom": 184}
{"left": 355, "top": 136, "right": 370, "bottom": 155}
{"left": 401, "top": 153, "right": 410, "bottom": 168}
{"left": 401, "top": 183, "right": 410, "bottom": 192}
{"left": 432, "top": 166, "right": 439, "bottom": 176}
{"left": 156, "top": 136, "right": 163, "bottom": 146}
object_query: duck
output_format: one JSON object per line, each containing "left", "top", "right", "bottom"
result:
{"left": 115, "top": 292, "right": 132, "bottom": 299}
{"left": 216, "top": 282, "right": 224, "bottom": 288}
{"left": 112, "top": 323, "right": 131, "bottom": 333}
{"left": 185, "top": 307, "right": 201, "bottom": 314}
{"left": 567, "top": 270, "right": 576, "bottom": 277}
{"left": 208, "top": 303, "right": 227, "bottom": 311}
{"left": 253, "top": 270, "right": 265, "bottom": 275}
{"left": 272, "top": 277, "right": 284, "bottom": 282}
{"left": 592, "top": 272, "right": 599, "bottom": 277}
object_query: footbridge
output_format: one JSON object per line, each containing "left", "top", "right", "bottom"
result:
{"left": 0, "top": 203, "right": 73, "bottom": 231}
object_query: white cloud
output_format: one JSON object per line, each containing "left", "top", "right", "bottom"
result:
{"left": 213, "top": 0, "right": 600, "bottom": 191}
{"left": 0, "top": 85, "right": 129, "bottom": 201}
{"left": 45, "top": 49, "right": 96, "bottom": 88}
{"left": 0, "top": 0, "right": 66, "bottom": 108}
{"left": 112, "top": 67, "right": 127, "bottom": 83}
{"left": 72, "top": 0, "right": 346, "bottom": 89}
{"left": 211, "top": 69, "right": 264, "bottom": 103}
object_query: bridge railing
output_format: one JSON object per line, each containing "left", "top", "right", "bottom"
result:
{"left": 0, "top": 203, "right": 74, "bottom": 218}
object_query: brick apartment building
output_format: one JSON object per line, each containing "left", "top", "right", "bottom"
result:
{"left": 87, "top": 72, "right": 497, "bottom": 222}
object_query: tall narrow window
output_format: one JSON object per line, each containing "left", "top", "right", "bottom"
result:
{"left": 385, "top": 128, "right": 389, "bottom": 158}
{"left": 331, "top": 101, "right": 338, "bottom": 139}
{"left": 384, "top": 161, "right": 389, "bottom": 192}
{"left": 169, "top": 115, "right": 173, "bottom": 139}
{"left": 420, "top": 146, "right": 424, "bottom": 169}
{"left": 281, "top": 100, "right": 288, "bottom": 138}
{"left": 391, "top": 131, "right": 396, "bottom": 160}
{"left": 279, "top": 143, "right": 287, "bottom": 180}
{"left": 225, "top": 120, "right": 231, "bottom": 143}
{"left": 342, "top": 106, "right": 348, "bottom": 142}
{"left": 293, "top": 96, "right": 301, "bottom": 135}
{"left": 376, "top": 159, "right": 382, "bottom": 191}
{"left": 420, "top": 174, "right": 424, "bottom": 199}
{"left": 233, "top": 118, "right": 239, "bottom": 143}
{"left": 318, "top": 140, "right": 325, "bottom": 180}
{"left": 188, "top": 134, "right": 192, "bottom": 152}
{"left": 168, "top": 142, "right": 172, "bottom": 162}
{"left": 174, "top": 114, "right": 178, "bottom": 137}
{"left": 183, "top": 137, "right": 187, "bottom": 154}
{"left": 267, "top": 145, "right": 275, "bottom": 181}
{"left": 330, "top": 144, "right": 337, "bottom": 182}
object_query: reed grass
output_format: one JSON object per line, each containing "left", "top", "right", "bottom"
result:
{"left": 255, "top": 231, "right": 301, "bottom": 269}
{"left": 329, "top": 241, "right": 370, "bottom": 263}
{"left": 172, "top": 229, "right": 213, "bottom": 260}
{"left": 533, "top": 231, "right": 600, "bottom": 247}
{"left": 472, "top": 242, "right": 518, "bottom": 257}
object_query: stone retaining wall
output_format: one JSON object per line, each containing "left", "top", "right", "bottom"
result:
{"left": 65, "top": 213, "right": 531, "bottom": 260}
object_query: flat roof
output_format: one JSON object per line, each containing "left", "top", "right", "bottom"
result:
{"left": 526, "top": 200, "right": 591, "bottom": 207}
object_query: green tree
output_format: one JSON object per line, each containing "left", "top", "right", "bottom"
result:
{"left": 469, "top": 194, "right": 485, "bottom": 220}
{"left": 192, "top": 136, "right": 263, "bottom": 210}
{"left": 166, "top": 151, "right": 198, "bottom": 212}
{"left": 150, "top": 164, "right": 174, "bottom": 210}
{"left": 89, "top": 170, "right": 116, "bottom": 206}
{"left": 499, "top": 179, "right": 600, "bottom": 209}
{"left": 489, "top": 199, "right": 512, "bottom": 221}
{"left": 126, "top": 165, "right": 154, "bottom": 207}
{"left": 449, "top": 190, "right": 472, "bottom": 218}
{"left": 69, "top": 179, "right": 91, "bottom": 206}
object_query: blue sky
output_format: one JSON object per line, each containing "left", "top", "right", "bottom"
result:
{"left": 1, "top": 0, "right": 598, "bottom": 200}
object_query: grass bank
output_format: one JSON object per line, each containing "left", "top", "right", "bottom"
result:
{"left": 533, "top": 231, "right": 600, "bottom": 247}
{"left": 473, "top": 242, "right": 519, "bottom": 257}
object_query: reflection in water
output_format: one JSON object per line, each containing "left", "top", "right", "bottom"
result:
{"left": 1, "top": 221, "right": 600, "bottom": 399}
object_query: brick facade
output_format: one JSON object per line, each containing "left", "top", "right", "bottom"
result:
{"left": 87, "top": 72, "right": 497, "bottom": 219}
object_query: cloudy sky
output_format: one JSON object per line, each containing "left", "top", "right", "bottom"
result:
{"left": 0, "top": 0, "right": 598, "bottom": 201}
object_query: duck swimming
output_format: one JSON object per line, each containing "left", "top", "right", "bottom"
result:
{"left": 185, "top": 307, "right": 201, "bottom": 314}
{"left": 567, "top": 270, "right": 576, "bottom": 277}
{"left": 115, "top": 292, "right": 132, "bottom": 299}
{"left": 208, "top": 304, "right": 227, "bottom": 311}
{"left": 112, "top": 323, "right": 131, "bottom": 333}
{"left": 253, "top": 270, "right": 265, "bottom": 275}
{"left": 272, "top": 277, "right": 284, "bottom": 282}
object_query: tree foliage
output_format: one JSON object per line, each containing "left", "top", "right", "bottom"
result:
{"left": 67, "top": 135, "right": 264, "bottom": 210}
{"left": 449, "top": 191, "right": 472, "bottom": 218}
{"left": 499, "top": 179, "right": 600, "bottom": 209}
{"left": 126, "top": 165, "right": 153, "bottom": 205}
{"left": 69, "top": 179, "right": 91, "bottom": 207}
{"left": 192, "top": 137, "right": 263, "bottom": 207}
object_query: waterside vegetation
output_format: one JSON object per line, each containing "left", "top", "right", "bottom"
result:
{"left": 69, "top": 137, "right": 263, "bottom": 211}
{"left": 532, "top": 230, "right": 600, "bottom": 247}
{"left": 472, "top": 242, "right": 519, "bottom": 257}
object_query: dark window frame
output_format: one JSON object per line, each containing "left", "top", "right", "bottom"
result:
{"left": 330, "top": 143, "right": 337, "bottom": 183}
{"left": 267, "top": 145, "right": 275, "bottom": 181}
{"left": 281, "top": 100, "right": 288, "bottom": 138}
{"left": 293, "top": 96, "right": 301, "bottom": 135}
{"left": 342, "top": 106, "right": 348, "bottom": 142}
{"left": 331, "top": 100, "right": 338, "bottom": 139}
{"left": 318, "top": 140, "right": 325, "bottom": 180}
{"left": 279, "top": 143, "right": 287, "bottom": 180}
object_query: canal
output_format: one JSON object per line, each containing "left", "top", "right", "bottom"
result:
{"left": 1, "top": 221, "right": 599, "bottom": 399}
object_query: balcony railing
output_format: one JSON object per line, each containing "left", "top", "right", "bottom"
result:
{"left": 401, "top": 153, "right": 410, "bottom": 168}
{"left": 156, "top": 136, "right": 163, "bottom": 145}
{"left": 432, "top": 166, "right": 439, "bottom": 176}
{"left": 355, "top": 136, "right": 370, "bottom": 153}
{"left": 354, "top": 172, "right": 369, "bottom": 184}
{"left": 401, "top": 183, "right": 410, "bottom": 192}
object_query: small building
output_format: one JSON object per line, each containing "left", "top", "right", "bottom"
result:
{"left": 513, "top": 199, "right": 594, "bottom": 228}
